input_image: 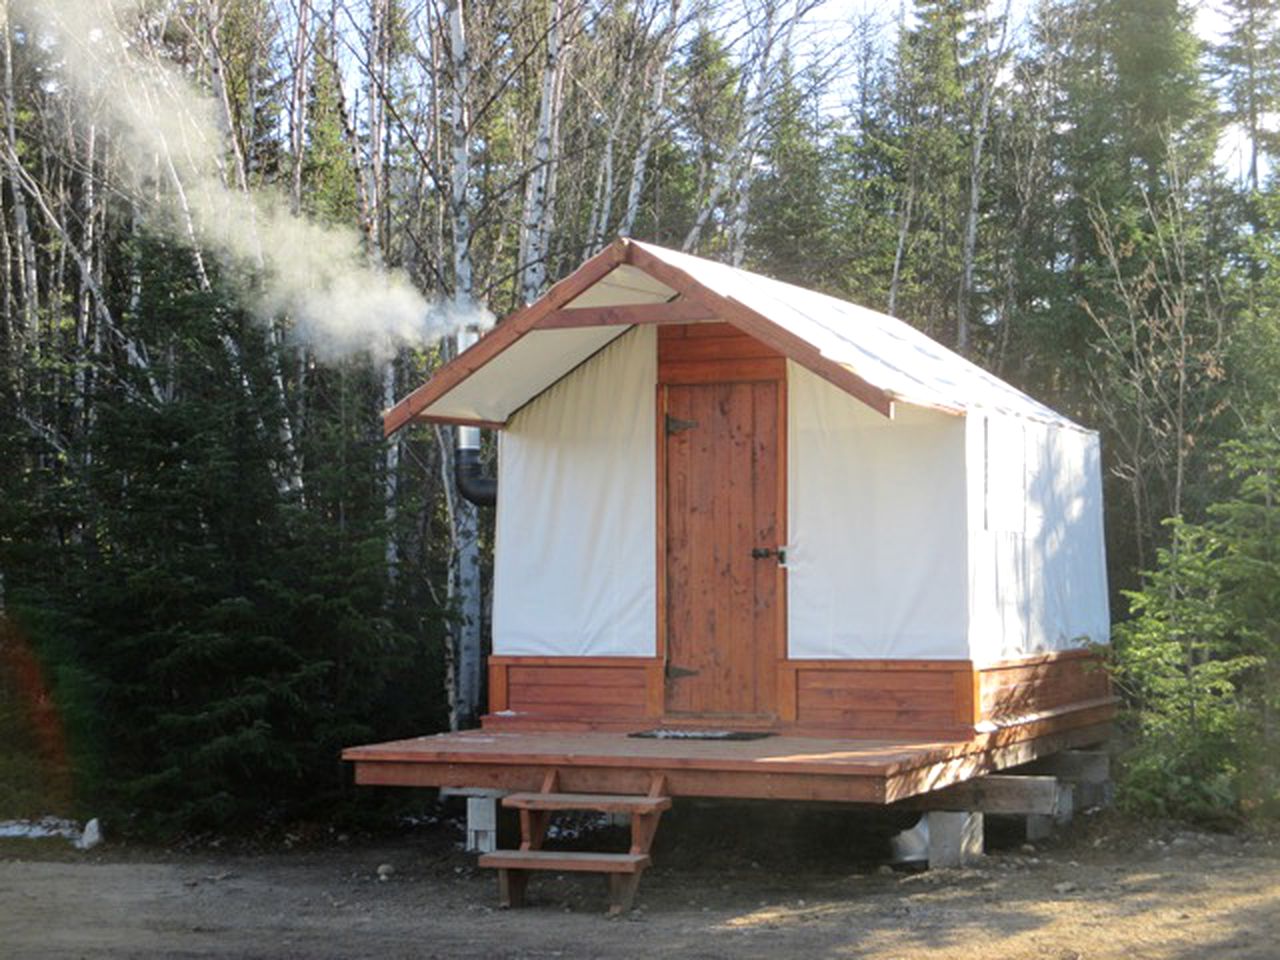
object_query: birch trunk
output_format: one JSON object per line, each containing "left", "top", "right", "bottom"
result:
{"left": 518, "top": 0, "right": 573, "bottom": 305}
{"left": 199, "top": 2, "right": 302, "bottom": 490}
{"left": 889, "top": 182, "right": 914, "bottom": 317}
{"left": 3, "top": 137, "right": 164, "bottom": 406}
{"left": 446, "top": 0, "right": 482, "bottom": 730}
{"left": 621, "top": 0, "right": 679, "bottom": 238}
{"left": 365, "top": 0, "right": 402, "bottom": 581}
{"left": 728, "top": 5, "right": 799, "bottom": 267}
{"left": 289, "top": 0, "right": 312, "bottom": 214}
{"left": 1, "top": 180, "right": 13, "bottom": 340}
{"left": 683, "top": 0, "right": 786, "bottom": 255}
{"left": 2, "top": 12, "right": 38, "bottom": 342}
{"left": 202, "top": 0, "right": 250, "bottom": 193}
{"left": 583, "top": 109, "right": 619, "bottom": 257}
{"left": 75, "top": 119, "right": 96, "bottom": 432}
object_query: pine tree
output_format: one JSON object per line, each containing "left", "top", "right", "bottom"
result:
{"left": 747, "top": 61, "right": 836, "bottom": 288}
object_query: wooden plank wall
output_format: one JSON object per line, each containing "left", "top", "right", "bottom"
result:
{"left": 657, "top": 322, "right": 786, "bottom": 384}
{"left": 488, "top": 657, "right": 662, "bottom": 727}
{"left": 977, "top": 649, "right": 1112, "bottom": 723}
{"left": 488, "top": 657, "right": 979, "bottom": 738}
{"left": 779, "top": 660, "right": 977, "bottom": 741}
{"left": 486, "top": 650, "right": 1114, "bottom": 740}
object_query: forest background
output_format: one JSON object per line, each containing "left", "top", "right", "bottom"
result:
{"left": 1, "top": 0, "right": 1278, "bottom": 836}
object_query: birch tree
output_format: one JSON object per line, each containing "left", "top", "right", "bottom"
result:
{"left": 517, "top": 0, "right": 579, "bottom": 303}
{"left": 444, "top": 0, "right": 484, "bottom": 728}
{"left": 619, "top": 0, "right": 681, "bottom": 238}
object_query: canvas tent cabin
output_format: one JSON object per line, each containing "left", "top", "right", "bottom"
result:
{"left": 372, "top": 238, "right": 1111, "bottom": 741}
{"left": 345, "top": 238, "right": 1115, "bottom": 909}
{"left": 346, "top": 237, "right": 1114, "bottom": 814}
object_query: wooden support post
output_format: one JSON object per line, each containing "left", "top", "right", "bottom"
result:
{"left": 630, "top": 774, "right": 666, "bottom": 855}
{"left": 519, "top": 809, "right": 552, "bottom": 851}
{"left": 498, "top": 868, "right": 529, "bottom": 908}
{"left": 607, "top": 874, "right": 642, "bottom": 915}
{"left": 926, "top": 810, "right": 984, "bottom": 869}
{"left": 518, "top": 770, "right": 561, "bottom": 851}
{"left": 629, "top": 813, "right": 660, "bottom": 856}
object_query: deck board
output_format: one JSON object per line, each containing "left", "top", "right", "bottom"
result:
{"left": 343, "top": 700, "right": 1114, "bottom": 805}
{"left": 344, "top": 730, "right": 948, "bottom": 775}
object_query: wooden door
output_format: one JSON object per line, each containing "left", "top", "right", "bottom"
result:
{"left": 662, "top": 378, "right": 784, "bottom": 718}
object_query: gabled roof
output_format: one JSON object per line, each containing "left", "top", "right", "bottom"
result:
{"left": 384, "top": 238, "right": 1081, "bottom": 436}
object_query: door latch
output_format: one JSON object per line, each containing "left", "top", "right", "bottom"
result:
{"left": 751, "top": 546, "right": 787, "bottom": 564}
{"left": 665, "top": 414, "right": 698, "bottom": 435}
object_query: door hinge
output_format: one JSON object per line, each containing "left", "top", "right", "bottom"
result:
{"left": 665, "top": 663, "right": 699, "bottom": 680}
{"left": 665, "top": 414, "right": 698, "bottom": 435}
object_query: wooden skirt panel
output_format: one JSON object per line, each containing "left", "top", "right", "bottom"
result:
{"left": 488, "top": 657, "right": 663, "bottom": 724}
{"left": 778, "top": 660, "right": 978, "bottom": 741}
{"left": 487, "top": 657, "right": 979, "bottom": 739}
{"left": 486, "top": 651, "right": 1114, "bottom": 739}
{"left": 977, "top": 648, "right": 1112, "bottom": 724}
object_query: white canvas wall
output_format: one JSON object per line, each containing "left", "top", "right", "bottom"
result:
{"left": 489, "top": 329, "right": 1107, "bottom": 665}
{"left": 786, "top": 363, "right": 970, "bottom": 660}
{"left": 491, "top": 325, "right": 656, "bottom": 656}
{"left": 965, "top": 411, "right": 1110, "bottom": 663}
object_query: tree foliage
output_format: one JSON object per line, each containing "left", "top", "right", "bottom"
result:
{"left": 2, "top": 0, "right": 1280, "bottom": 830}
{"left": 1115, "top": 433, "right": 1280, "bottom": 821}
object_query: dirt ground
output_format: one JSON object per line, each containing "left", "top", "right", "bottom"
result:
{"left": 1, "top": 803, "right": 1277, "bottom": 960}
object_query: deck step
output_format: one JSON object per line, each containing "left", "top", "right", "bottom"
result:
{"left": 502, "top": 791, "right": 672, "bottom": 815}
{"left": 479, "top": 850, "right": 650, "bottom": 874}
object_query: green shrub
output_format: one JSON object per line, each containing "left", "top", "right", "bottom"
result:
{"left": 1113, "top": 434, "right": 1280, "bottom": 822}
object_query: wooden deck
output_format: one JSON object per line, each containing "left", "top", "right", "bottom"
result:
{"left": 343, "top": 701, "right": 1114, "bottom": 805}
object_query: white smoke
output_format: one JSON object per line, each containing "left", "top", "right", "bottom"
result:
{"left": 19, "top": 0, "right": 493, "bottom": 359}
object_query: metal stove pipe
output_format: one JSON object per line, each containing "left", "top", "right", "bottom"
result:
{"left": 453, "top": 325, "right": 496, "bottom": 507}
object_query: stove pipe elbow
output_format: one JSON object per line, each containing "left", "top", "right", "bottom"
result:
{"left": 455, "top": 425, "right": 496, "bottom": 507}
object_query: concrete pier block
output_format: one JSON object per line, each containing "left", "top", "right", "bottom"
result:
{"left": 466, "top": 796, "right": 498, "bottom": 853}
{"left": 926, "top": 810, "right": 984, "bottom": 868}
{"left": 440, "top": 787, "right": 510, "bottom": 853}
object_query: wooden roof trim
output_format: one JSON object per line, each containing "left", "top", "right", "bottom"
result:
{"left": 381, "top": 239, "right": 630, "bottom": 437}
{"left": 411, "top": 414, "right": 508, "bottom": 431}
{"left": 623, "top": 244, "right": 896, "bottom": 419}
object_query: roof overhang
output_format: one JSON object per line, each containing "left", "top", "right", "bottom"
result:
{"left": 383, "top": 238, "right": 900, "bottom": 436}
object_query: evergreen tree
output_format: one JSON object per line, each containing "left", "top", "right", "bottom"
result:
{"left": 885, "top": 0, "right": 969, "bottom": 337}
{"left": 747, "top": 62, "right": 837, "bottom": 289}
{"left": 1116, "top": 431, "right": 1280, "bottom": 820}
{"left": 1213, "top": 0, "right": 1280, "bottom": 193}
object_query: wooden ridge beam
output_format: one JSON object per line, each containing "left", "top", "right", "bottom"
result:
{"left": 536, "top": 300, "right": 718, "bottom": 329}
